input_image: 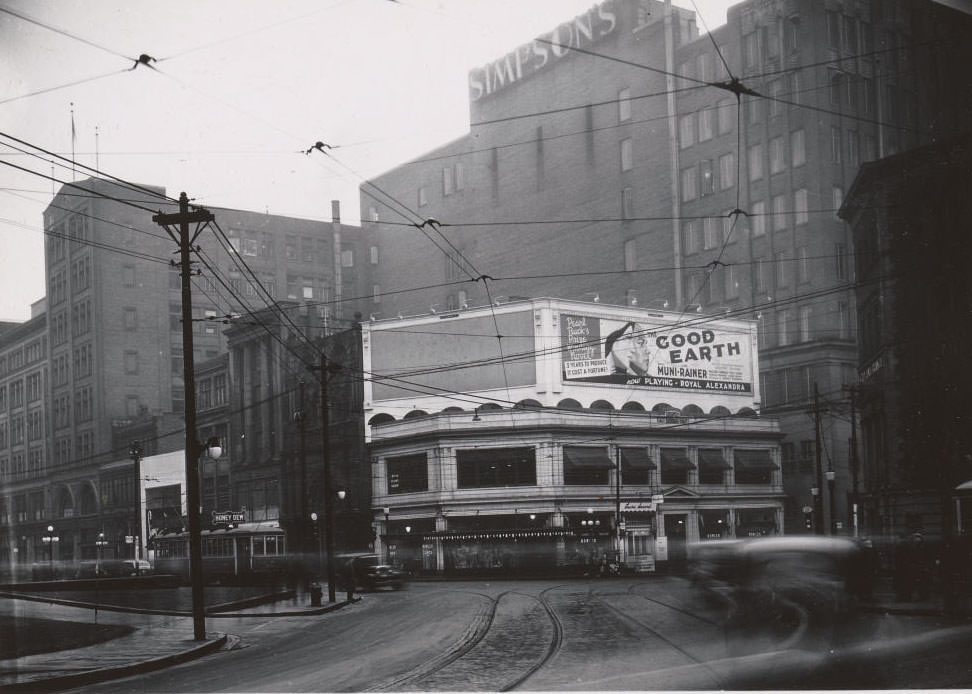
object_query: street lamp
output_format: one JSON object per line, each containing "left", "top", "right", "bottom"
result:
{"left": 825, "top": 470, "right": 837, "bottom": 535}
{"left": 42, "top": 525, "right": 59, "bottom": 579}
{"left": 310, "top": 512, "right": 322, "bottom": 577}
{"left": 95, "top": 532, "right": 108, "bottom": 576}
{"left": 129, "top": 440, "right": 145, "bottom": 567}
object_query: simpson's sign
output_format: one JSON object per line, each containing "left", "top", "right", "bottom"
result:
{"left": 468, "top": 2, "right": 617, "bottom": 101}
{"left": 561, "top": 314, "right": 753, "bottom": 393}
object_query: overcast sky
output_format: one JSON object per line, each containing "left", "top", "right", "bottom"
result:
{"left": 0, "top": 0, "right": 733, "bottom": 322}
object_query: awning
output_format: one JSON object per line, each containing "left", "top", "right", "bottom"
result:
{"left": 619, "top": 448, "right": 656, "bottom": 469}
{"left": 734, "top": 450, "right": 780, "bottom": 470}
{"left": 563, "top": 447, "right": 614, "bottom": 469}
{"left": 698, "top": 449, "right": 731, "bottom": 470}
{"left": 660, "top": 448, "right": 694, "bottom": 469}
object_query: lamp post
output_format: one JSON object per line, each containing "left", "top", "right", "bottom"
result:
{"left": 95, "top": 532, "right": 108, "bottom": 576}
{"left": 42, "top": 525, "right": 59, "bottom": 579}
{"left": 310, "top": 512, "right": 322, "bottom": 577}
{"left": 811, "top": 487, "right": 820, "bottom": 536}
{"left": 825, "top": 469, "right": 837, "bottom": 535}
{"left": 129, "top": 441, "right": 143, "bottom": 565}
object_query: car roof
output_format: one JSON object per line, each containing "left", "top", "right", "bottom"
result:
{"left": 739, "top": 536, "right": 860, "bottom": 556}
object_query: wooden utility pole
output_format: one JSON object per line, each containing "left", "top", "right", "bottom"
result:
{"left": 814, "top": 382, "right": 825, "bottom": 535}
{"left": 319, "top": 351, "right": 336, "bottom": 602}
{"left": 153, "top": 192, "right": 214, "bottom": 640}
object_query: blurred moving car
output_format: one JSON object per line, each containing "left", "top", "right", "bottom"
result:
{"left": 687, "top": 539, "right": 746, "bottom": 601}
{"left": 724, "top": 536, "right": 875, "bottom": 653}
{"left": 336, "top": 554, "right": 404, "bottom": 591}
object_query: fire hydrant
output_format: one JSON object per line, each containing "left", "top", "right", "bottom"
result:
{"left": 310, "top": 582, "right": 323, "bottom": 607}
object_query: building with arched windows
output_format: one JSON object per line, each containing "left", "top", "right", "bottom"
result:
{"left": 364, "top": 297, "right": 782, "bottom": 575}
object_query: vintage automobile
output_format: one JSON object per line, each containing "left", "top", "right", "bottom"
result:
{"left": 723, "top": 536, "right": 876, "bottom": 653}
{"left": 335, "top": 554, "right": 404, "bottom": 591}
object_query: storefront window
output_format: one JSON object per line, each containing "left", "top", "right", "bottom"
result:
{"left": 698, "top": 449, "right": 730, "bottom": 484}
{"left": 563, "top": 446, "right": 612, "bottom": 485}
{"left": 660, "top": 448, "right": 693, "bottom": 485}
{"left": 456, "top": 448, "right": 536, "bottom": 488}
{"left": 619, "top": 447, "right": 653, "bottom": 485}
{"left": 387, "top": 453, "right": 429, "bottom": 494}
{"left": 698, "top": 509, "right": 731, "bottom": 539}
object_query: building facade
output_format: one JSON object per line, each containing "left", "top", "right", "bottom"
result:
{"left": 1, "top": 178, "right": 375, "bottom": 577}
{"left": 364, "top": 298, "right": 782, "bottom": 575}
{"left": 360, "top": 0, "right": 972, "bottom": 538}
{"left": 840, "top": 134, "right": 972, "bottom": 541}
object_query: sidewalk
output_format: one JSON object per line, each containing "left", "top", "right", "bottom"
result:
{"left": 0, "top": 587, "right": 356, "bottom": 690}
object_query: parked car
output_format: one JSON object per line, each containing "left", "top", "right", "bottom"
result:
{"left": 102, "top": 558, "right": 153, "bottom": 577}
{"left": 335, "top": 554, "right": 404, "bottom": 591}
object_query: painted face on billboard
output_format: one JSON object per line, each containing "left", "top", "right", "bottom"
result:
{"left": 604, "top": 322, "right": 651, "bottom": 376}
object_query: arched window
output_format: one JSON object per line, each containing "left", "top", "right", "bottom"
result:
{"left": 368, "top": 413, "right": 395, "bottom": 426}
{"left": 78, "top": 483, "right": 98, "bottom": 515}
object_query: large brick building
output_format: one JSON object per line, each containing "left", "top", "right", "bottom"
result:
{"left": 0, "top": 178, "right": 376, "bottom": 573}
{"left": 360, "top": 0, "right": 972, "bottom": 536}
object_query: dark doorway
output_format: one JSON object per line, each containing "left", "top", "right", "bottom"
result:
{"left": 664, "top": 513, "right": 688, "bottom": 566}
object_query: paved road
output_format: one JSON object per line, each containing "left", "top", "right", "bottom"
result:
{"left": 48, "top": 576, "right": 972, "bottom": 691}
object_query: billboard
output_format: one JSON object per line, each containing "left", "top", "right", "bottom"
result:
{"left": 369, "top": 309, "right": 536, "bottom": 402}
{"left": 561, "top": 314, "right": 753, "bottom": 394}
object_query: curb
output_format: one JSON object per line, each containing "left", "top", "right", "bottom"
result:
{"left": 0, "top": 590, "right": 357, "bottom": 618}
{"left": 0, "top": 634, "right": 228, "bottom": 692}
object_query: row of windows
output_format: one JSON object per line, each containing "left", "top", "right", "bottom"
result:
{"left": 0, "top": 338, "right": 43, "bottom": 376}
{"left": 197, "top": 374, "right": 229, "bottom": 410}
{"left": 678, "top": 100, "right": 736, "bottom": 149}
{"left": 418, "top": 163, "right": 466, "bottom": 208}
{"left": 46, "top": 214, "right": 89, "bottom": 263}
{"left": 384, "top": 446, "right": 775, "bottom": 493}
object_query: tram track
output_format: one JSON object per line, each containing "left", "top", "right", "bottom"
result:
{"left": 627, "top": 581, "right": 724, "bottom": 626}
{"left": 363, "top": 589, "right": 499, "bottom": 692}
{"left": 365, "top": 586, "right": 566, "bottom": 692}
{"left": 498, "top": 586, "right": 565, "bottom": 691}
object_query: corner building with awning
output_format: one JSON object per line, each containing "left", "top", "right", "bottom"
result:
{"left": 363, "top": 298, "right": 783, "bottom": 576}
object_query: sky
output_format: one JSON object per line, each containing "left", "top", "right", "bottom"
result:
{"left": 0, "top": 0, "right": 733, "bottom": 322}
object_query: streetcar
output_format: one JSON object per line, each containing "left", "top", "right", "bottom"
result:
{"left": 151, "top": 521, "right": 288, "bottom": 585}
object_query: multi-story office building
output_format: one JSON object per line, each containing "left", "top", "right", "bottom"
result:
{"left": 0, "top": 177, "right": 375, "bottom": 573}
{"left": 361, "top": 0, "right": 972, "bottom": 536}
{"left": 841, "top": 134, "right": 972, "bottom": 540}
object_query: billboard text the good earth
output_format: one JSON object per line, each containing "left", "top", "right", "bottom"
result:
{"left": 561, "top": 314, "right": 752, "bottom": 393}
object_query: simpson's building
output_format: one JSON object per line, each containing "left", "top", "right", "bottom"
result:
{"left": 364, "top": 298, "right": 782, "bottom": 575}
{"left": 361, "top": 0, "right": 972, "bottom": 538}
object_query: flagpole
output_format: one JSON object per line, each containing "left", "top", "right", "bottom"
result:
{"left": 70, "top": 102, "right": 76, "bottom": 181}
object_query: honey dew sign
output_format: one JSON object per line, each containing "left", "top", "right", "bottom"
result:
{"left": 560, "top": 314, "right": 753, "bottom": 393}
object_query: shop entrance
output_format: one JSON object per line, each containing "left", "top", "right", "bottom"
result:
{"left": 664, "top": 514, "right": 688, "bottom": 565}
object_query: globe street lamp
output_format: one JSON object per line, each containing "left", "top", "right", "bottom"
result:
{"left": 42, "top": 525, "right": 59, "bottom": 579}
{"left": 310, "top": 512, "right": 322, "bottom": 578}
{"left": 95, "top": 532, "right": 109, "bottom": 576}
